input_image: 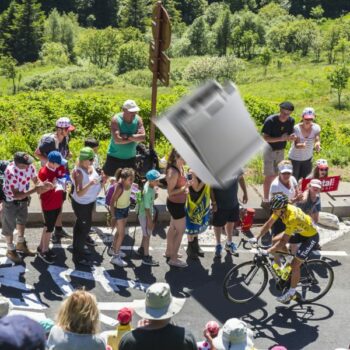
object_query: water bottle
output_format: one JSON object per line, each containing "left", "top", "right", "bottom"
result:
{"left": 281, "top": 263, "right": 292, "bottom": 281}
{"left": 272, "top": 263, "right": 282, "bottom": 277}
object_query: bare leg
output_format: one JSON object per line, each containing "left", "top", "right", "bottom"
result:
{"left": 54, "top": 209, "right": 63, "bottom": 227}
{"left": 263, "top": 175, "right": 276, "bottom": 201}
{"left": 225, "top": 222, "right": 234, "bottom": 242}
{"left": 143, "top": 235, "right": 151, "bottom": 256}
{"left": 170, "top": 217, "right": 186, "bottom": 262}
{"left": 214, "top": 226, "right": 222, "bottom": 245}
{"left": 290, "top": 258, "right": 302, "bottom": 289}
{"left": 113, "top": 218, "right": 127, "bottom": 253}
{"left": 165, "top": 220, "right": 176, "bottom": 257}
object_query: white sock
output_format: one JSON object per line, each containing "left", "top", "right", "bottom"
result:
{"left": 288, "top": 288, "right": 296, "bottom": 295}
{"left": 227, "top": 240, "right": 232, "bottom": 245}
{"left": 17, "top": 236, "right": 25, "bottom": 243}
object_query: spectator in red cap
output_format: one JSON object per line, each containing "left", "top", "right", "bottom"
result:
{"left": 107, "top": 307, "right": 134, "bottom": 350}
{"left": 197, "top": 320, "right": 220, "bottom": 350}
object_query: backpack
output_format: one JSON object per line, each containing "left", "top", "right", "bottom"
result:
{"left": 135, "top": 144, "right": 159, "bottom": 179}
{"left": 0, "top": 160, "right": 9, "bottom": 201}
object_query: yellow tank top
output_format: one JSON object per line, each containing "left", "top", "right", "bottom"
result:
{"left": 115, "top": 185, "right": 132, "bottom": 209}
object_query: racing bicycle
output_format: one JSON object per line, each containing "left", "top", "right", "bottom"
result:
{"left": 223, "top": 244, "right": 334, "bottom": 304}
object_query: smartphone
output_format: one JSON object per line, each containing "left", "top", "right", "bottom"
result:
{"left": 186, "top": 173, "right": 193, "bottom": 181}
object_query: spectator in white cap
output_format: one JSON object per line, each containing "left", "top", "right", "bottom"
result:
{"left": 35, "top": 116, "right": 75, "bottom": 241}
{"left": 298, "top": 178, "right": 322, "bottom": 223}
{"left": 119, "top": 282, "right": 197, "bottom": 350}
{"left": 265, "top": 160, "right": 302, "bottom": 247}
{"left": 212, "top": 318, "right": 256, "bottom": 350}
{"left": 288, "top": 107, "right": 321, "bottom": 181}
{"left": 103, "top": 100, "right": 145, "bottom": 177}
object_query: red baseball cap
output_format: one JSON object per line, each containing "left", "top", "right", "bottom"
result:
{"left": 117, "top": 307, "right": 133, "bottom": 325}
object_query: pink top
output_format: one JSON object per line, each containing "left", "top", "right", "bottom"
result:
{"left": 168, "top": 166, "right": 187, "bottom": 204}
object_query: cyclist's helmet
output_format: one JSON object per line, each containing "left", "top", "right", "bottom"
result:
{"left": 270, "top": 193, "right": 289, "bottom": 210}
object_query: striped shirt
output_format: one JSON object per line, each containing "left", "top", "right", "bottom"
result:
{"left": 289, "top": 123, "right": 321, "bottom": 161}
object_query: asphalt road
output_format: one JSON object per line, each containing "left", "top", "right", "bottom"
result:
{"left": 0, "top": 224, "right": 349, "bottom": 350}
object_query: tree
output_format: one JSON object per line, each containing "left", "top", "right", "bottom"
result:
{"left": 174, "top": 0, "right": 207, "bottom": 25}
{"left": 214, "top": 10, "right": 231, "bottom": 56}
{"left": 231, "top": 10, "right": 265, "bottom": 59}
{"left": 259, "top": 47, "right": 272, "bottom": 75}
{"left": 310, "top": 5, "right": 324, "bottom": 19}
{"left": 45, "top": 10, "right": 79, "bottom": 62}
{"left": 204, "top": 2, "right": 229, "bottom": 27}
{"left": 78, "top": 27, "right": 122, "bottom": 68}
{"left": 119, "top": 0, "right": 150, "bottom": 33}
{"left": 11, "top": 0, "right": 45, "bottom": 63}
{"left": 187, "top": 17, "right": 208, "bottom": 56}
{"left": 327, "top": 65, "right": 350, "bottom": 109}
{"left": 323, "top": 23, "right": 342, "bottom": 64}
{"left": 0, "top": 1, "right": 19, "bottom": 57}
{"left": 335, "top": 38, "right": 350, "bottom": 64}
{"left": 0, "top": 55, "right": 20, "bottom": 94}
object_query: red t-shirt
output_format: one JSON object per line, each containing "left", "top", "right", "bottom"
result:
{"left": 38, "top": 165, "right": 65, "bottom": 211}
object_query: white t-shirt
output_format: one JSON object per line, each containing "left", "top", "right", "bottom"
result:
{"left": 3, "top": 162, "right": 37, "bottom": 201}
{"left": 288, "top": 123, "right": 321, "bottom": 161}
{"left": 269, "top": 176, "right": 298, "bottom": 200}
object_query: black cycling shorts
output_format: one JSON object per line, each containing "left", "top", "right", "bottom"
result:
{"left": 212, "top": 205, "right": 240, "bottom": 227}
{"left": 289, "top": 233, "right": 319, "bottom": 260}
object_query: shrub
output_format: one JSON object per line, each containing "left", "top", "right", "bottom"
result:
{"left": 39, "top": 42, "right": 69, "bottom": 66}
{"left": 117, "top": 69, "right": 152, "bottom": 87}
{"left": 117, "top": 41, "right": 148, "bottom": 74}
{"left": 183, "top": 55, "right": 244, "bottom": 84}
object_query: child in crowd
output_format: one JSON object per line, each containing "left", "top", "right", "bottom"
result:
{"left": 107, "top": 307, "right": 134, "bottom": 350}
{"left": 37, "top": 151, "right": 66, "bottom": 264}
{"left": 298, "top": 179, "right": 322, "bottom": 223}
{"left": 84, "top": 138, "right": 101, "bottom": 172}
{"left": 109, "top": 168, "right": 135, "bottom": 267}
{"left": 197, "top": 321, "right": 220, "bottom": 350}
{"left": 136, "top": 169, "right": 165, "bottom": 266}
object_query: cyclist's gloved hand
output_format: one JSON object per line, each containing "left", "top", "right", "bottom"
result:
{"left": 248, "top": 237, "right": 258, "bottom": 245}
{"left": 260, "top": 249, "right": 269, "bottom": 256}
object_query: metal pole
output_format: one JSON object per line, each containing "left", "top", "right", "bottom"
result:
{"left": 149, "top": 1, "right": 162, "bottom": 149}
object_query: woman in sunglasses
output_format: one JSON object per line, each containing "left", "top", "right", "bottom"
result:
{"left": 288, "top": 107, "right": 321, "bottom": 181}
{"left": 308, "top": 158, "right": 329, "bottom": 179}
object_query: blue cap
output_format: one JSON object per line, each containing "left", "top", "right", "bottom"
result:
{"left": 0, "top": 315, "right": 46, "bottom": 349}
{"left": 146, "top": 169, "right": 165, "bottom": 181}
{"left": 48, "top": 151, "right": 66, "bottom": 165}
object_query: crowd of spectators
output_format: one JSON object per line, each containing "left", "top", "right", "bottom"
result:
{"left": 0, "top": 98, "right": 342, "bottom": 349}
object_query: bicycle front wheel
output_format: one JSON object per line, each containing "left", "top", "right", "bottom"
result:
{"left": 223, "top": 260, "right": 268, "bottom": 304}
{"left": 297, "top": 259, "right": 334, "bottom": 303}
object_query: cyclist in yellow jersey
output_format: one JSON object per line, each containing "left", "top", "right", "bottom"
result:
{"left": 251, "top": 193, "right": 319, "bottom": 304}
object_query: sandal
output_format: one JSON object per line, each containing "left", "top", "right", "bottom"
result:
{"left": 168, "top": 259, "right": 188, "bottom": 268}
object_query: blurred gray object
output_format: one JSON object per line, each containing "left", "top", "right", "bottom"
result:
{"left": 154, "top": 80, "right": 265, "bottom": 187}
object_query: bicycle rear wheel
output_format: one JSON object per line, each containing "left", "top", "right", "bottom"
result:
{"left": 297, "top": 259, "right": 334, "bottom": 303}
{"left": 223, "top": 260, "right": 268, "bottom": 304}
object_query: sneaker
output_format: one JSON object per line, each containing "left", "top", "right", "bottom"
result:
{"left": 136, "top": 246, "right": 144, "bottom": 257}
{"left": 51, "top": 234, "right": 60, "bottom": 244}
{"left": 37, "top": 246, "right": 57, "bottom": 259}
{"left": 225, "top": 242, "right": 239, "bottom": 256}
{"left": 6, "top": 250, "right": 22, "bottom": 264}
{"left": 54, "top": 228, "right": 71, "bottom": 239}
{"left": 74, "top": 258, "right": 93, "bottom": 267}
{"left": 142, "top": 255, "right": 159, "bottom": 266}
{"left": 85, "top": 235, "right": 97, "bottom": 247}
{"left": 16, "top": 241, "right": 36, "bottom": 256}
{"left": 215, "top": 244, "right": 222, "bottom": 258}
{"left": 277, "top": 289, "right": 296, "bottom": 304}
{"left": 110, "top": 255, "right": 127, "bottom": 267}
{"left": 38, "top": 251, "right": 54, "bottom": 264}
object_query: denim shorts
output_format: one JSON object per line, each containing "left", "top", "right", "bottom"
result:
{"left": 114, "top": 206, "right": 130, "bottom": 220}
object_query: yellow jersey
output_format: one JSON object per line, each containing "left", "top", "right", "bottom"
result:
{"left": 271, "top": 204, "right": 317, "bottom": 237}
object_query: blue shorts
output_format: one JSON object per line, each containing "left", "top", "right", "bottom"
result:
{"left": 114, "top": 206, "right": 129, "bottom": 220}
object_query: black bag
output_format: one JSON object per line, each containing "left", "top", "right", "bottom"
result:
{"left": 0, "top": 160, "right": 9, "bottom": 201}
